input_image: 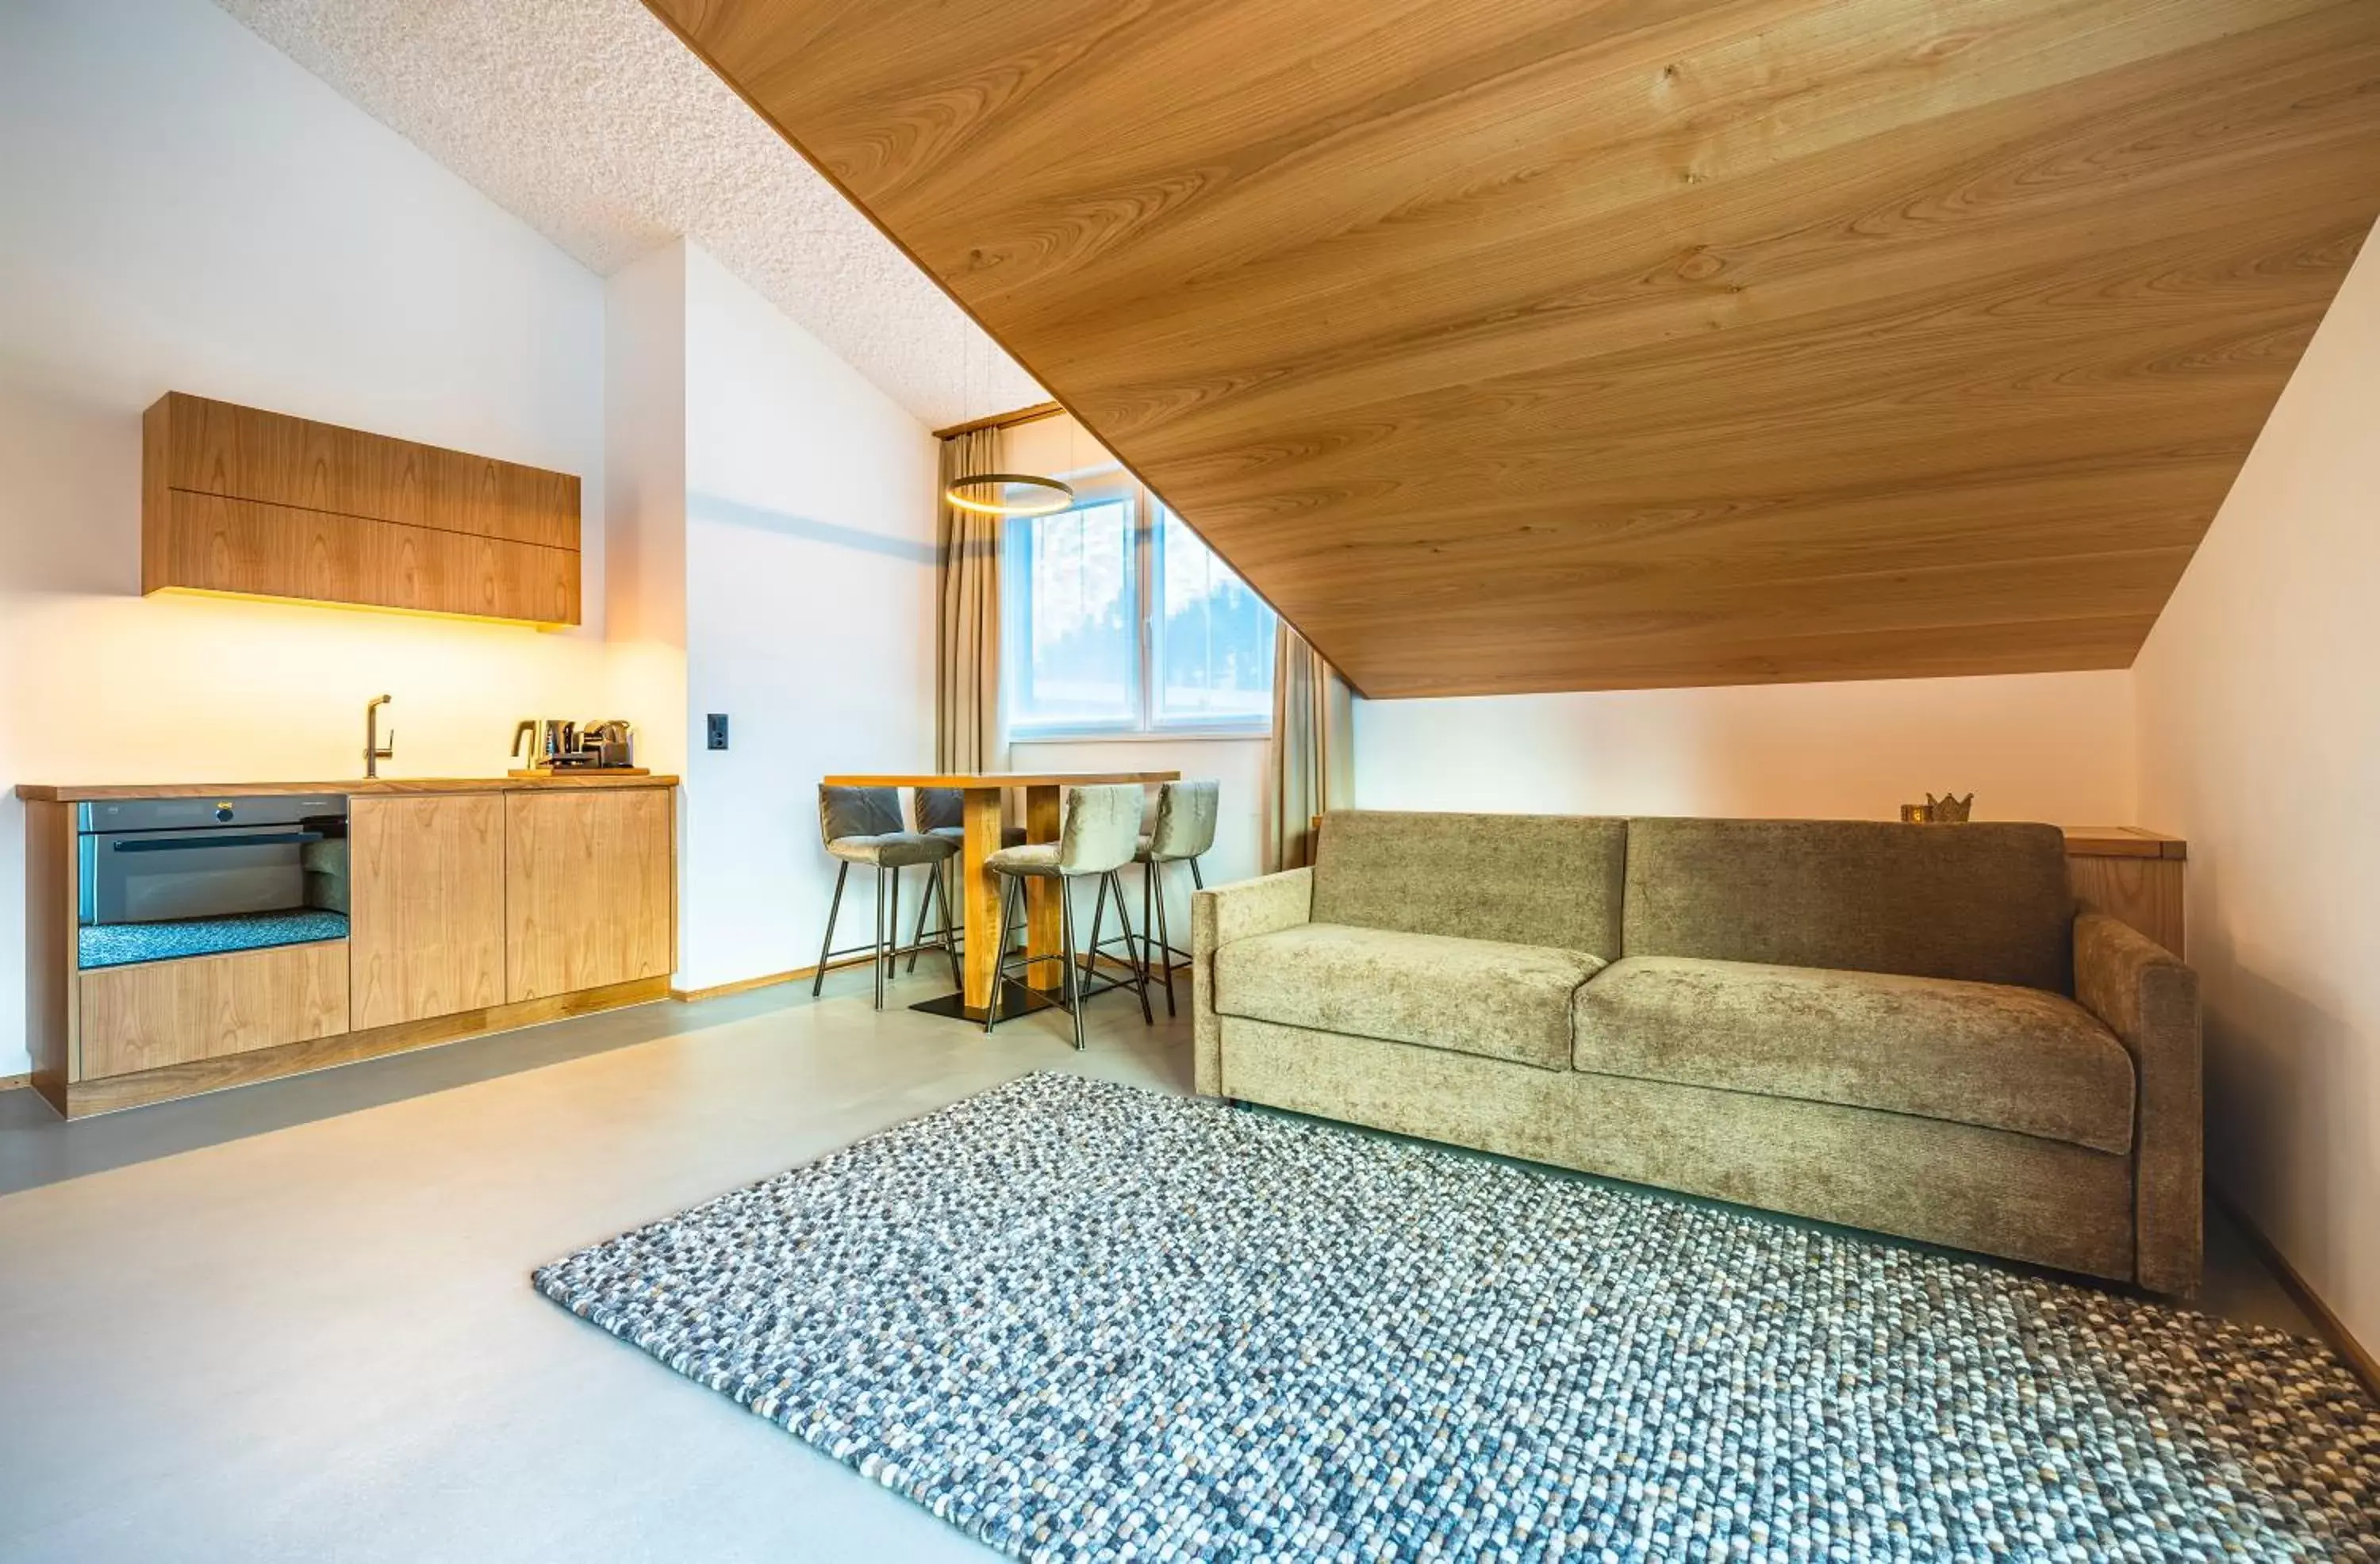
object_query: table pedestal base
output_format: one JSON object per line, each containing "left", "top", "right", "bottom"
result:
{"left": 909, "top": 979, "right": 1060, "bottom": 1025}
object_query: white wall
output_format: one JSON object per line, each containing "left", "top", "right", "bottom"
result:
{"left": 1353, "top": 671, "right": 2137, "bottom": 825}
{"left": 678, "top": 244, "right": 939, "bottom": 993}
{"left": 604, "top": 243, "right": 692, "bottom": 779}
{"left": 0, "top": 0, "right": 612, "bottom": 1079}
{"left": 2133, "top": 236, "right": 2380, "bottom": 1353}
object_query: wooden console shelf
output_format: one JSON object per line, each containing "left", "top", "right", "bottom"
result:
{"left": 19, "top": 775, "right": 674, "bottom": 1118}
{"left": 2063, "top": 826, "right": 2186, "bottom": 960}
{"left": 142, "top": 392, "right": 582, "bottom": 627}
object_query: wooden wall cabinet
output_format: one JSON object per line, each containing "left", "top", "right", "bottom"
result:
{"left": 142, "top": 392, "right": 582, "bottom": 626}
{"left": 505, "top": 788, "right": 675, "bottom": 1002}
{"left": 349, "top": 794, "right": 508, "bottom": 1029}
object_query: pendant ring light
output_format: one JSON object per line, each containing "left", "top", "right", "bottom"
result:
{"left": 944, "top": 334, "right": 1076, "bottom": 518}
{"left": 945, "top": 472, "right": 1074, "bottom": 516}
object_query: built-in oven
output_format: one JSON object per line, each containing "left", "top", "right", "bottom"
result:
{"left": 77, "top": 795, "right": 350, "bottom": 969}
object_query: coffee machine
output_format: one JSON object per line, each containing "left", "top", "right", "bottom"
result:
{"left": 580, "top": 719, "right": 635, "bottom": 769}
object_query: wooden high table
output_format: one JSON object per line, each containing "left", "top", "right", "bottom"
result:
{"left": 823, "top": 770, "right": 1179, "bottom": 1020}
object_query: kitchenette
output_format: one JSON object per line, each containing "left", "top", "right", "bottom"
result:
{"left": 19, "top": 764, "right": 675, "bottom": 1119}
{"left": 14, "top": 392, "right": 678, "bottom": 1119}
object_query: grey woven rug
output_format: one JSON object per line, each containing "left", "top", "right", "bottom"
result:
{"left": 535, "top": 1073, "right": 2380, "bottom": 1561}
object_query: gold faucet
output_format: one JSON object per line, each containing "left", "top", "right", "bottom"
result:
{"left": 365, "top": 694, "right": 393, "bottom": 779}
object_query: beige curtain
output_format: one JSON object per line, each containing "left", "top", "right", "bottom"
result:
{"left": 1265, "top": 621, "right": 1355, "bottom": 872}
{"left": 935, "top": 427, "right": 1005, "bottom": 773}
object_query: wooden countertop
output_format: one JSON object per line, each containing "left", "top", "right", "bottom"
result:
{"left": 16, "top": 774, "right": 678, "bottom": 802}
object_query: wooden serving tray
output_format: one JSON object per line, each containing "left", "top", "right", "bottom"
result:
{"left": 507, "top": 767, "right": 651, "bottom": 778}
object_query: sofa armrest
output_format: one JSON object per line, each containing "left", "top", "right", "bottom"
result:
{"left": 1191, "top": 868, "right": 1314, "bottom": 1097}
{"left": 2074, "top": 909, "right": 2202, "bottom": 1294}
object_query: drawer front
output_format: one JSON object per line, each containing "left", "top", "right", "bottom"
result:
{"left": 79, "top": 941, "right": 350, "bottom": 1079}
{"left": 152, "top": 490, "right": 580, "bottom": 626}
{"left": 157, "top": 392, "right": 580, "bottom": 549}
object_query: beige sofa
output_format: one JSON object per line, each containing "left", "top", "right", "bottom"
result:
{"left": 1192, "top": 811, "right": 2202, "bottom": 1293}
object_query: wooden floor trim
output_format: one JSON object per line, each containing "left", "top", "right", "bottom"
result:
{"left": 670, "top": 952, "right": 877, "bottom": 1003}
{"left": 672, "top": 968, "right": 804, "bottom": 1003}
{"left": 0, "top": 1071, "right": 29, "bottom": 1094}
{"left": 2212, "top": 1187, "right": 2380, "bottom": 1398}
{"left": 57, "top": 976, "right": 671, "bottom": 1119}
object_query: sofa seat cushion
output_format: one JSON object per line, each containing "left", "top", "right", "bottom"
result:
{"left": 1572, "top": 956, "right": 2135, "bottom": 1153}
{"left": 1214, "top": 923, "right": 1605, "bottom": 1070}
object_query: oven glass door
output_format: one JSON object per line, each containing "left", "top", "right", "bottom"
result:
{"left": 81, "top": 826, "right": 325, "bottom": 925}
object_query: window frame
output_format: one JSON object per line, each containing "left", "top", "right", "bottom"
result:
{"left": 1003, "top": 477, "right": 1274, "bottom": 743}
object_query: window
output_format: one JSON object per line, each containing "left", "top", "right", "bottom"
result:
{"left": 1006, "top": 497, "right": 1139, "bottom": 733}
{"left": 1004, "top": 478, "right": 1275, "bottom": 738}
{"left": 1154, "top": 508, "right": 1274, "bottom": 730}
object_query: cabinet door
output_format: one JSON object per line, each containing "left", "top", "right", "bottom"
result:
{"left": 505, "top": 788, "right": 673, "bottom": 1002}
{"left": 350, "top": 793, "right": 507, "bottom": 1029}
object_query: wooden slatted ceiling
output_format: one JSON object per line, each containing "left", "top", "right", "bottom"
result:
{"left": 646, "top": 0, "right": 2380, "bottom": 696}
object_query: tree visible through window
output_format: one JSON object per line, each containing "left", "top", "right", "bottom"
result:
{"left": 1004, "top": 482, "right": 1275, "bottom": 737}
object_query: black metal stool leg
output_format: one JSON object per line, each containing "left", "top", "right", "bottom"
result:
{"left": 1189, "top": 857, "right": 1205, "bottom": 891}
{"left": 1084, "top": 872, "right": 1110, "bottom": 991}
{"left": 939, "top": 858, "right": 963, "bottom": 991}
{"left": 1109, "top": 869, "right": 1153, "bottom": 1025}
{"left": 907, "top": 861, "right": 936, "bottom": 975}
{"left": 813, "top": 861, "right": 849, "bottom": 997}
{"left": 872, "top": 867, "right": 888, "bottom": 1010}
{"left": 984, "top": 871, "right": 1016, "bottom": 1035}
{"left": 1058, "top": 876, "right": 1085, "bottom": 1051}
{"left": 1150, "top": 860, "right": 1177, "bottom": 1018}
{"left": 1140, "top": 864, "right": 1156, "bottom": 992}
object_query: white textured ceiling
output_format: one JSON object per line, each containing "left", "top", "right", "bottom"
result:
{"left": 213, "top": 0, "right": 1042, "bottom": 429}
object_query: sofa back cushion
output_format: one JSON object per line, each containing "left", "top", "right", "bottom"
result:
{"left": 1312, "top": 810, "right": 1627, "bottom": 956}
{"left": 1622, "top": 818, "right": 2073, "bottom": 992}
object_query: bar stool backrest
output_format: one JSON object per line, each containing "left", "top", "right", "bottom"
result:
{"left": 819, "top": 784, "right": 903, "bottom": 845}
{"left": 1148, "top": 779, "right": 1220, "bottom": 861}
{"left": 1058, "top": 784, "right": 1146, "bottom": 875}
{"left": 914, "top": 787, "right": 963, "bottom": 834}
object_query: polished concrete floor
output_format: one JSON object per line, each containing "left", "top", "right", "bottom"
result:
{"left": 0, "top": 964, "right": 2316, "bottom": 1562}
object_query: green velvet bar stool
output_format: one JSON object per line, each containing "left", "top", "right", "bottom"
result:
{"left": 983, "top": 783, "right": 1152, "bottom": 1048}
{"left": 1134, "top": 778, "right": 1219, "bottom": 1016}
{"left": 906, "top": 786, "right": 1027, "bottom": 974}
{"left": 812, "top": 784, "right": 959, "bottom": 1008}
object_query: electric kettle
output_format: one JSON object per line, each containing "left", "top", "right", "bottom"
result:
{"left": 512, "top": 718, "right": 581, "bottom": 769}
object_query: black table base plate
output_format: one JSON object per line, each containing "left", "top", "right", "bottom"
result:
{"left": 910, "top": 979, "right": 1061, "bottom": 1024}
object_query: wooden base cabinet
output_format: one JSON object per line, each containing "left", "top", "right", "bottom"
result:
{"left": 17, "top": 777, "right": 676, "bottom": 1118}
{"left": 350, "top": 794, "right": 507, "bottom": 1029}
{"left": 505, "top": 788, "right": 674, "bottom": 1002}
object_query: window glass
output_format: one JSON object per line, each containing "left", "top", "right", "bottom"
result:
{"left": 999, "top": 484, "right": 1276, "bottom": 738}
{"left": 1005, "top": 499, "right": 1139, "bottom": 733}
{"left": 1154, "top": 508, "right": 1274, "bottom": 729}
